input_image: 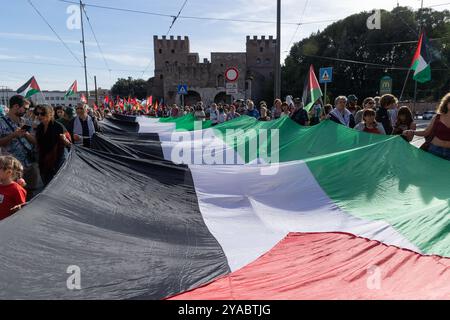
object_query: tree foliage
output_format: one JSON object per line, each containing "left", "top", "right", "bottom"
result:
{"left": 282, "top": 7, "right": 450, "bottom": 102}
{"left": 110, "top": 77, "right": 150, "bottom": 99}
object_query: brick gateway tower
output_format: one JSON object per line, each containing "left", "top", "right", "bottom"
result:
{"left": 150, "top": 35, "right": 276, "bottom": 106}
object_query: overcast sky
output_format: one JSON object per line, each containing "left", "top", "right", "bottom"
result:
{"left": 0, "top": 0, "right": 448, "bottom": 91}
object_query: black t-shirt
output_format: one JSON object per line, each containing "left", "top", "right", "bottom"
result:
{"left": 36, "top": 120, "right": 65, "bottom": 155}
{"left": 376, "top": 107, "right": 393, "bottom": 135}
{"left": 80, "top": 118, "right": 91, "bottom": 148}
{"left": 80, "top": 118, "right": 89, "bottom": 137}
{"left": 291, "top": 108, "right": 309, "bottom": 126}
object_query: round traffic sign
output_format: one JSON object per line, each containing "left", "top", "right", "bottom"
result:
{"left": 225, "top": 67, "right": 239, "bottom": 82}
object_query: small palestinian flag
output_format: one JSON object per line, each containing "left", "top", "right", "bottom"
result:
{"left": 81, "top": 93, "right": 88, "bottom": 104}
{"left": 302, "top": 65, "right": 323, "bottom": 112}
{"left": 17, "top": 76, "right": 41, "bottom": 98}
{"left": 64, "top": 81, "right": 78, "bottom": 98}
{"left": 147, "top": 96, "right": 153, "bottom": 107}
{"left": 411, "top": 31, "right": 432, "bottom": 83}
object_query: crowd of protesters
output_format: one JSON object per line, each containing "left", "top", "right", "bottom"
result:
{"left": 123, "top": 92, "right": 449, "bottom": 162}
{"left": 0, "top": 91, "right": 448, "bottom": 220}
{"left": 0, "top": 96, "right": 101, "bottom": 220}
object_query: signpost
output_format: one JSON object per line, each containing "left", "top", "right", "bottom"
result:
{"left": 379, "top": 76, "right": 393, "bottom": 95}
{"left": 177, "top": 84, "right": 188, "bottom": 107}
{"left": 319, "top": 67, "right": 333, "bottom": 104}
{"left": 226, "top": 82, "right": 238, "bottom": 95}
{"left": 225, "top": 67, "right": 239, "bottom": 82}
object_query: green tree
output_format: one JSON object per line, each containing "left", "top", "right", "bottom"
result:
{"left": 111, "top": 77, "right": 150, "bottom": 100}
{"left": 282, "top": 7, "right": 450, "bottom": 102}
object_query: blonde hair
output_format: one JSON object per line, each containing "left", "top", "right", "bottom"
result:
{"left": 40, "top": 104, "right": 55, "bottom": 120}
{"left": 0, "top": 156, "right": 24, "bottom": 181}
{"left": 437, "top": 92, "right": 450, "bottom": 114}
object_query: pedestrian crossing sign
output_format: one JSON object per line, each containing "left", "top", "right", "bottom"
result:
{"left": 177, "top": 85, "right": 188, "bottom": 95}
{"left": 319, "top": 67, "right": 333, "bottom": 84}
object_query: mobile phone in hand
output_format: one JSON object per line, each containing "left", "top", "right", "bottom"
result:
{"left": 21, "top": 125, "right": 32, "bottom": 132}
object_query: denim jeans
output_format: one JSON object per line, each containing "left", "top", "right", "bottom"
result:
{"left": 429, "top": 144, "right": 450, "bottom": 161}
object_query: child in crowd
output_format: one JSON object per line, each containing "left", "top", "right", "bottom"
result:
{"left": 393, "top": 106, "right": 416, "bottom": 142}
{"left": 0, "top": 156, "right": 27, "bottom": 221}
{"left": 354, "top": 109, "right": 386, "bottom": 135}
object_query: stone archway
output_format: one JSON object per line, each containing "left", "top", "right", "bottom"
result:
{"left": 184, "top": 90, "right": 202, "bottom": 106}
{"left": 214, "top": 91, "right": 232, "bottom": 104}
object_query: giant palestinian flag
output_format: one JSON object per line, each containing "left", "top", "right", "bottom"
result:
{"left": 411, "top": 31, "right": 432, "bottom": 83}
{"left": 0, "top": 113, "right": 449, "bottom": 299}
{"left": 17, "top": 76, "right": 41, "bottom": 98}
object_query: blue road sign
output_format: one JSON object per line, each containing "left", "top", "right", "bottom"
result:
{"left": 319, "top": 67, "right": 333, "bottom": 84}
{"left": 177, "top": 85, "right": 188, "bottom": 95}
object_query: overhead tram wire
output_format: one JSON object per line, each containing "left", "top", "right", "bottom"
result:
{"left": 365, "top": 36, "right": 450, "bottom": 46}
{"left": 81, "top": 5, "right": 112, "bottom": 75}
{"left": 46, "top": 0, "right": 448, "bottom": 74}
{"left": 55, "top": 0, "right": 338, "bottom": 26}
{"left": 27, "top": 0, "right": 84, "bottom": 68}
{"left": 0, "top": 59, "right": 143, "bottom": 73}
{"left": 141, "top": 0, "right": 189, "bottom": 78}
{"left": 27, "top": 0, "right": 95, "bottom": 81}
{"left": 54, "top": 0, "right": 449, "bottom": 26}
{"left": 284, "top": 0, "right": 309, "bottom": 53}
{"left": 166, "top": 0, "right": 188, "bottom": 36}
{"left": 301, "top": 54, "right": 449, "bottom": 71}
{"left": 427, "top": 2, "right": 450, "bottom": 7}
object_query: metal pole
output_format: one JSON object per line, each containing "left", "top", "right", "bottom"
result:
{"left": 94, "top": 75, "right": 98, "bottom": 106}
{"left": 274, "top": 0, "right": 281, "bottom": 100}
{"left": 1, "top": 86, "right": 4, "bottom": 106}
{"left": 324, "top": 83, "right": 327, "bottom": 105}
{"left": 80, "top": 0, "right": 89, "bottom": 99}
{"left": 413, "top": 0, "right": 423, "bottom": 114}
{"left": 413, "top": 80, "right": 418, "bottom": 114}
{"left": 399, "top": 68, "right": 411, "bottom": 101}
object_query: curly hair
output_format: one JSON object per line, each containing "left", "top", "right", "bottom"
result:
{"left": 0, "top": 156, "right": 24, "bottom": 181}
{"left": 437, "top": 93, "right": 450, "bottom": 114}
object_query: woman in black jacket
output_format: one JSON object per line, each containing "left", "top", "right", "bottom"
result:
{"left": 35, "top": 105, "right": 72, "bottom": 185}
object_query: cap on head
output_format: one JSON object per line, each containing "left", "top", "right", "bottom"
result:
{"left": 64, "top": 107, "right": 75, "bottom": 118}
{"left": 348, "top": 95, "right": 358, "bottom": 102}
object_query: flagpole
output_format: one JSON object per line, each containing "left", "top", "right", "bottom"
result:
{"left": 40, "top": 90, "right": 46, "bottom": 105}
{"left": 399, "top": 68, "right": 411, "bottom": 102}
{"left": 413, "top": 0, "right": 424, "bottom": 114}
{"left": 400, "top": 0, "right": 425, "bottom": 104}
{"left": 413, "top": 80, "right": 418, "bottom": 114}
{"left": 274, "top": 0, "right": 281, "bottom": 100}
{"left": 80, "top": 0, "right": 89, "bottom": 100}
